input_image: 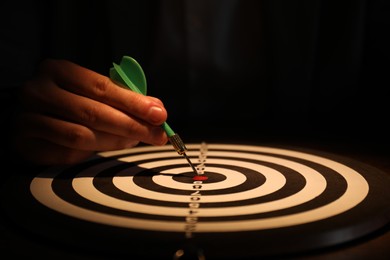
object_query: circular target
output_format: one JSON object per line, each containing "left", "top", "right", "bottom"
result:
{"left": 2, "top": 143, "right": 390, "bottom": 259}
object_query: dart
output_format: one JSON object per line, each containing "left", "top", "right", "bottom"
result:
{"left": 109, "top": 56, "right": 198, "bottom": 175}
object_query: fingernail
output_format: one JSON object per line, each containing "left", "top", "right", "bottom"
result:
{"left": 148, "top": 106, "right": 164, "bottom": 124}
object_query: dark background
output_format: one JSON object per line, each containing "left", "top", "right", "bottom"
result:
{"left": 0, "top": 0, "right": 389, "bottom": 259}
{"left": 1, "top": 0, "right": 389, "bottom": 147}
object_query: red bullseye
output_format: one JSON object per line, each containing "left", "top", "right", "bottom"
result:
{"left": 193, "top": 175, "right": 208, "bottom": 181}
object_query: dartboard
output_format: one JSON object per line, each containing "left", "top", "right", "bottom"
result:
{"left": 2, "top": 143, "right": 390, "bottom": 259}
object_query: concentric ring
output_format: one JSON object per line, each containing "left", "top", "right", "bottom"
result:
{"left": 30, "top": 144, "right": 369, "bottom": 232}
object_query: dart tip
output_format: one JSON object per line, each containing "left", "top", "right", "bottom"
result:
{"left": 183, "top": 153, "right": 199, "bottom": 175}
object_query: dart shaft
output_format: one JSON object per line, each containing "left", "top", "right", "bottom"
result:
{"left": 161, "top": 122, "right": 175, "bottom": 138}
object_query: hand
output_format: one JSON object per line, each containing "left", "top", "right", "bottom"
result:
{"left": 12, "top": 59, "right": 168, "bottom": 165}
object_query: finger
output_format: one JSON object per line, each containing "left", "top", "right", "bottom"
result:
{"left": 20, "top": 78, "right": 167, "bottom": 140}
{"left": 40, "top": 59, "right": 167, "bottom": 126}
{"left": 146, "top": 96, "right": 164, "bottom": 107}
{"left": 16, "top": 113, "right": 167, "bottom": 151}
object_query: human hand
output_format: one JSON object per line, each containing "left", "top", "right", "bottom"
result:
{"left": 12, "top": 59, "right": 168, "bottom": 165}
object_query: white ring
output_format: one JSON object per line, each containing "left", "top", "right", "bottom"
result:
{"left": 114, "top": 158, "right": 286, "bottom": 200}
{"left": 152, "top": 167, "right": 247, "bottom": 190}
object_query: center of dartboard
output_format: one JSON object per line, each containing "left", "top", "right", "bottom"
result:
{"left": 193, "top": 175, "right": 208, "bottom": 181}
{"left": 173, "top": 172, "right": 226, "bottom": 183}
